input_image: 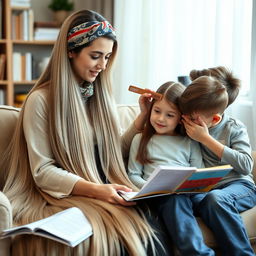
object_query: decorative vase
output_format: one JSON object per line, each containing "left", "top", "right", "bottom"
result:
{"left": 54, "top": 10, "right": 69, "bottom": 24}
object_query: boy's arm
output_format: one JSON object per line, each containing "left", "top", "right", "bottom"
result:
{"left": 183, "top": 116, "right": 253, "bottom": 174}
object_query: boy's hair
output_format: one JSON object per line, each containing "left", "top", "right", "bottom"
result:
{"left": 136, "top": 81, "right": 185, "bottom": 165}
{"left": 179, "top": 66, "right": 241, "bottom": 115}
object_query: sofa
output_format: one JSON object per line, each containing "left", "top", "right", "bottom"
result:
{"left": 0, "top": 104, "right": 255, "bottom": 256}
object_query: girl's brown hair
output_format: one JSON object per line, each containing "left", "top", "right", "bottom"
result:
{"left": 136, "top": 81, "right": 185, "bottom": 165}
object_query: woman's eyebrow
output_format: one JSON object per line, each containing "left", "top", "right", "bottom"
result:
{"left": 91, "top": 51, "right": 112, "bottom": 55}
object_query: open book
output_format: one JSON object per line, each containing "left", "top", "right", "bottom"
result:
{"left": 120, "top": 165, "right": 233, "bottom": 201}
{"left": 0, "top": 207, "right": 93, "bottom": 247}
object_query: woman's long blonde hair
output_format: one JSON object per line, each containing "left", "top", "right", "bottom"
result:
{"left": 3, "top": 10, "right": 157, "bottom": 256}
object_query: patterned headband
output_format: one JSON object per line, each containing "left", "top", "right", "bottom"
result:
{"left": 67, "top": 20, "right": 116, "bottom": 50}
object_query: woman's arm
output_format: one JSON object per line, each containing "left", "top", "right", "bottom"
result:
{"left": 23, "top": 90, "right": 135, "bottom": 205}
{"left": 72, "top": 180, "right": 135, "bottom": 206}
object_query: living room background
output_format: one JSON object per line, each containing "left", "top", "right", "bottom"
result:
{"left": 7, "top": 0, "right": 256, "bottom": 149}
{"left": 112, "top": 0, "right": 256, "bottom": 150}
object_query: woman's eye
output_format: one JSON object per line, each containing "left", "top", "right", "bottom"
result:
{"left": 91, "top": 55, "right": 99, "bottom": 60}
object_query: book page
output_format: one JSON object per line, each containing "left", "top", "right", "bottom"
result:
{"left": 0, "top": 207, "right": 93, "bottom": 247}
{"left": 137, "top": 166, "right": 195, "bottom": 196}
{"left": 35, "top": 207, "right": 93, "bottom": 247}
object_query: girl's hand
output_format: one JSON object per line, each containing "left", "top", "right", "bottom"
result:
{"left": 134, "top": 92, "right": 153, "bottom": 131}
{"left": 182, "top": 115, "right": 209, "bottom": 143}
{"left": 138, "top": 92, "right": 153, "bottom": 115}
{"left": 92, "top": 184, "right": 136, "bottom": 206}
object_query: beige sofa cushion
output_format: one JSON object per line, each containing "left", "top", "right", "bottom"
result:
{"left": 0, "top": 106, "right": 20, "bottom": 190}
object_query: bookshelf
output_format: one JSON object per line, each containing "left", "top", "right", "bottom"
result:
{"left": 0, "top": 0, "right": 55, "bottom": 106}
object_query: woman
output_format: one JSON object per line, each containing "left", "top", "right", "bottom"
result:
{"left": 3, "top": 10, "right": 171, "bottom": 256}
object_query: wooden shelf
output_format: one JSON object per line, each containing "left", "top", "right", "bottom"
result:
{"left": 1, "top": 0, "right": 55, "bottom": 106}
{"left": 13, "top": 80, "right": 36, "bottom": 85}
{"left": 0, "top": 80, "right": 8, "bottom": 85}
{"left": 12, "top": 40, "right": 55, "bottom": 45}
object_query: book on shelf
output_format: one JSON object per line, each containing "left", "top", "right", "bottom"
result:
{"left": 34, "top": 27, "right": 60, "bottom": 41}
{"left": 119, "top": 165, "right": 233, "bottom": 201}
{"left": 0, "top": 207, "right": 93, "bottom": 247}
{"left": 11, "top": 0, "right": 31, "bottom": 8}
{"left": 0, "top": 0, "right": 2, "bottom": 39}
{"left": 0, "top": 89, "right": 5, "bottom": 105}
{"left": 13, "top": 52, "right": 22, "bottom": 81}
{"left": 11, "top": 9, "right": 34, "bottom": 40}
{"left": 34, "top": 21, "right": 60, "bottom": 28}
{"left": 0, "top": 54, "right": 6, "bottom": 80}
{"left": 13, "top": 52, "right": 33, "bottom": 81}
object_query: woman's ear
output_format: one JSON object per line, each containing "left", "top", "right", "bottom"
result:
{"left": 68, "top": 51, "right": 74, "bottom": 59}
{"left": 212, "top": 114, "right": 222, "bottom": 125}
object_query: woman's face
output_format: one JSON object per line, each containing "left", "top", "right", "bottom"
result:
{"left": 69, "top": 37, "right": 114, "bottom": 83}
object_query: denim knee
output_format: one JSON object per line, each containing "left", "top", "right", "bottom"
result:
{"left": 199, "top": 190, "right": 229, "bottom": 210}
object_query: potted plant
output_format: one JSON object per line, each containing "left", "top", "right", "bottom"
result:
{"left": 48, "top": 0, "right": 74, "bottom": 24}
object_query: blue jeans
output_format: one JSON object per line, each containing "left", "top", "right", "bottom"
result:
{"left": 157, "top": 180, "right": 256, "bottom": 256}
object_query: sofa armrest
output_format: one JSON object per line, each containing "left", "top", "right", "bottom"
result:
{"left": 0, "top": 192, "right": 12, "bottom": 256}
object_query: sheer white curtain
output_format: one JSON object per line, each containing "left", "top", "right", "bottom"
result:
{"left": 113, "top": 0, "right": 255, "bottom": 149}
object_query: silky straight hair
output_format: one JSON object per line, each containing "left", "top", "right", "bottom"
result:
{"left": 3, "top": 10, "right": 157, "bottom": 256}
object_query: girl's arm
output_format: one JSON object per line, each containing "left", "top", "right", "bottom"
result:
{"left": 127, "top": 134, "right": 147, "bottom": 189}
{"left": 121, "top": 93, "right": 153, "bottom": 158}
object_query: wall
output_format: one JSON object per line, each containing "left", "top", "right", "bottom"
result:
{"left": 31, "top": 0, "right": 113, "bottom": 23}
{"left": 227, "top": 100, "right": 256, "bottom": 151}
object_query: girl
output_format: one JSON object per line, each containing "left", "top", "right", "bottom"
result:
{"left": 128, "top": 81, "right": 204, "bottom": 188}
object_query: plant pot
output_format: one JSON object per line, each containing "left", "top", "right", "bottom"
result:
{"left": 54, "top": 10, "right": 69, "bottom": 24}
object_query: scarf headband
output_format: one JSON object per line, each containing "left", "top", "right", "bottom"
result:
{"left": 67, "top": 21, "right": 116, "bottom": 50}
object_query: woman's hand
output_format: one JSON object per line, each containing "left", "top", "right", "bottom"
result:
{"left": 92, "top": 183, "right": 136, "bottom": 206}
{"left": 72, "top": 180, "right": 136, "bottom": 206}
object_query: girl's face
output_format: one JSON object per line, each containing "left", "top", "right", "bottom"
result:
{"left": 69, "top": 37, "right": 114, "bottom": 83}
{"left": 150, "top": 98, "right": 181, "bottom": 135}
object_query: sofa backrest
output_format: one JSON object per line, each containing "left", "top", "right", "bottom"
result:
{"left": 0, "top": 104, "right": 255, "bottom": 188}
{"left": 116, "top": 104, "right": 256, "bottom": 182}
{"left": 0, "top": 106, "right": 20, "bottom": 189}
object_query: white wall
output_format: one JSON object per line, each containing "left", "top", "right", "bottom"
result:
{"left": 31, "top": 0, "right": 113, "bottom": 22}
{"left": 227, "top": 100, "right": 256, "bottom": 150}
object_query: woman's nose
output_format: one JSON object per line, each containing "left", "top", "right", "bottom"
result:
{"left": 97, "top": 59, "right": 107, "bottom": 70}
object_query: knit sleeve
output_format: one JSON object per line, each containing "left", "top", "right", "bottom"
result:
{"left": 127, "top": 134, "right": 147, "bottom": 188}
{"left": 23, "top": 89, "right": 82, "bottom": 198}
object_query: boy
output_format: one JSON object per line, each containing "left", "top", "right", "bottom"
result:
{"left": 158, "top": 67, "right": 256, "bottom": 256}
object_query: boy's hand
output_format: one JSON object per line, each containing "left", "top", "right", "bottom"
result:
{"left": 182, "top": 115, "right": 224, "bottom": 158}
{"left": 182, "top": 115, "right": 209, "bottom": 143}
